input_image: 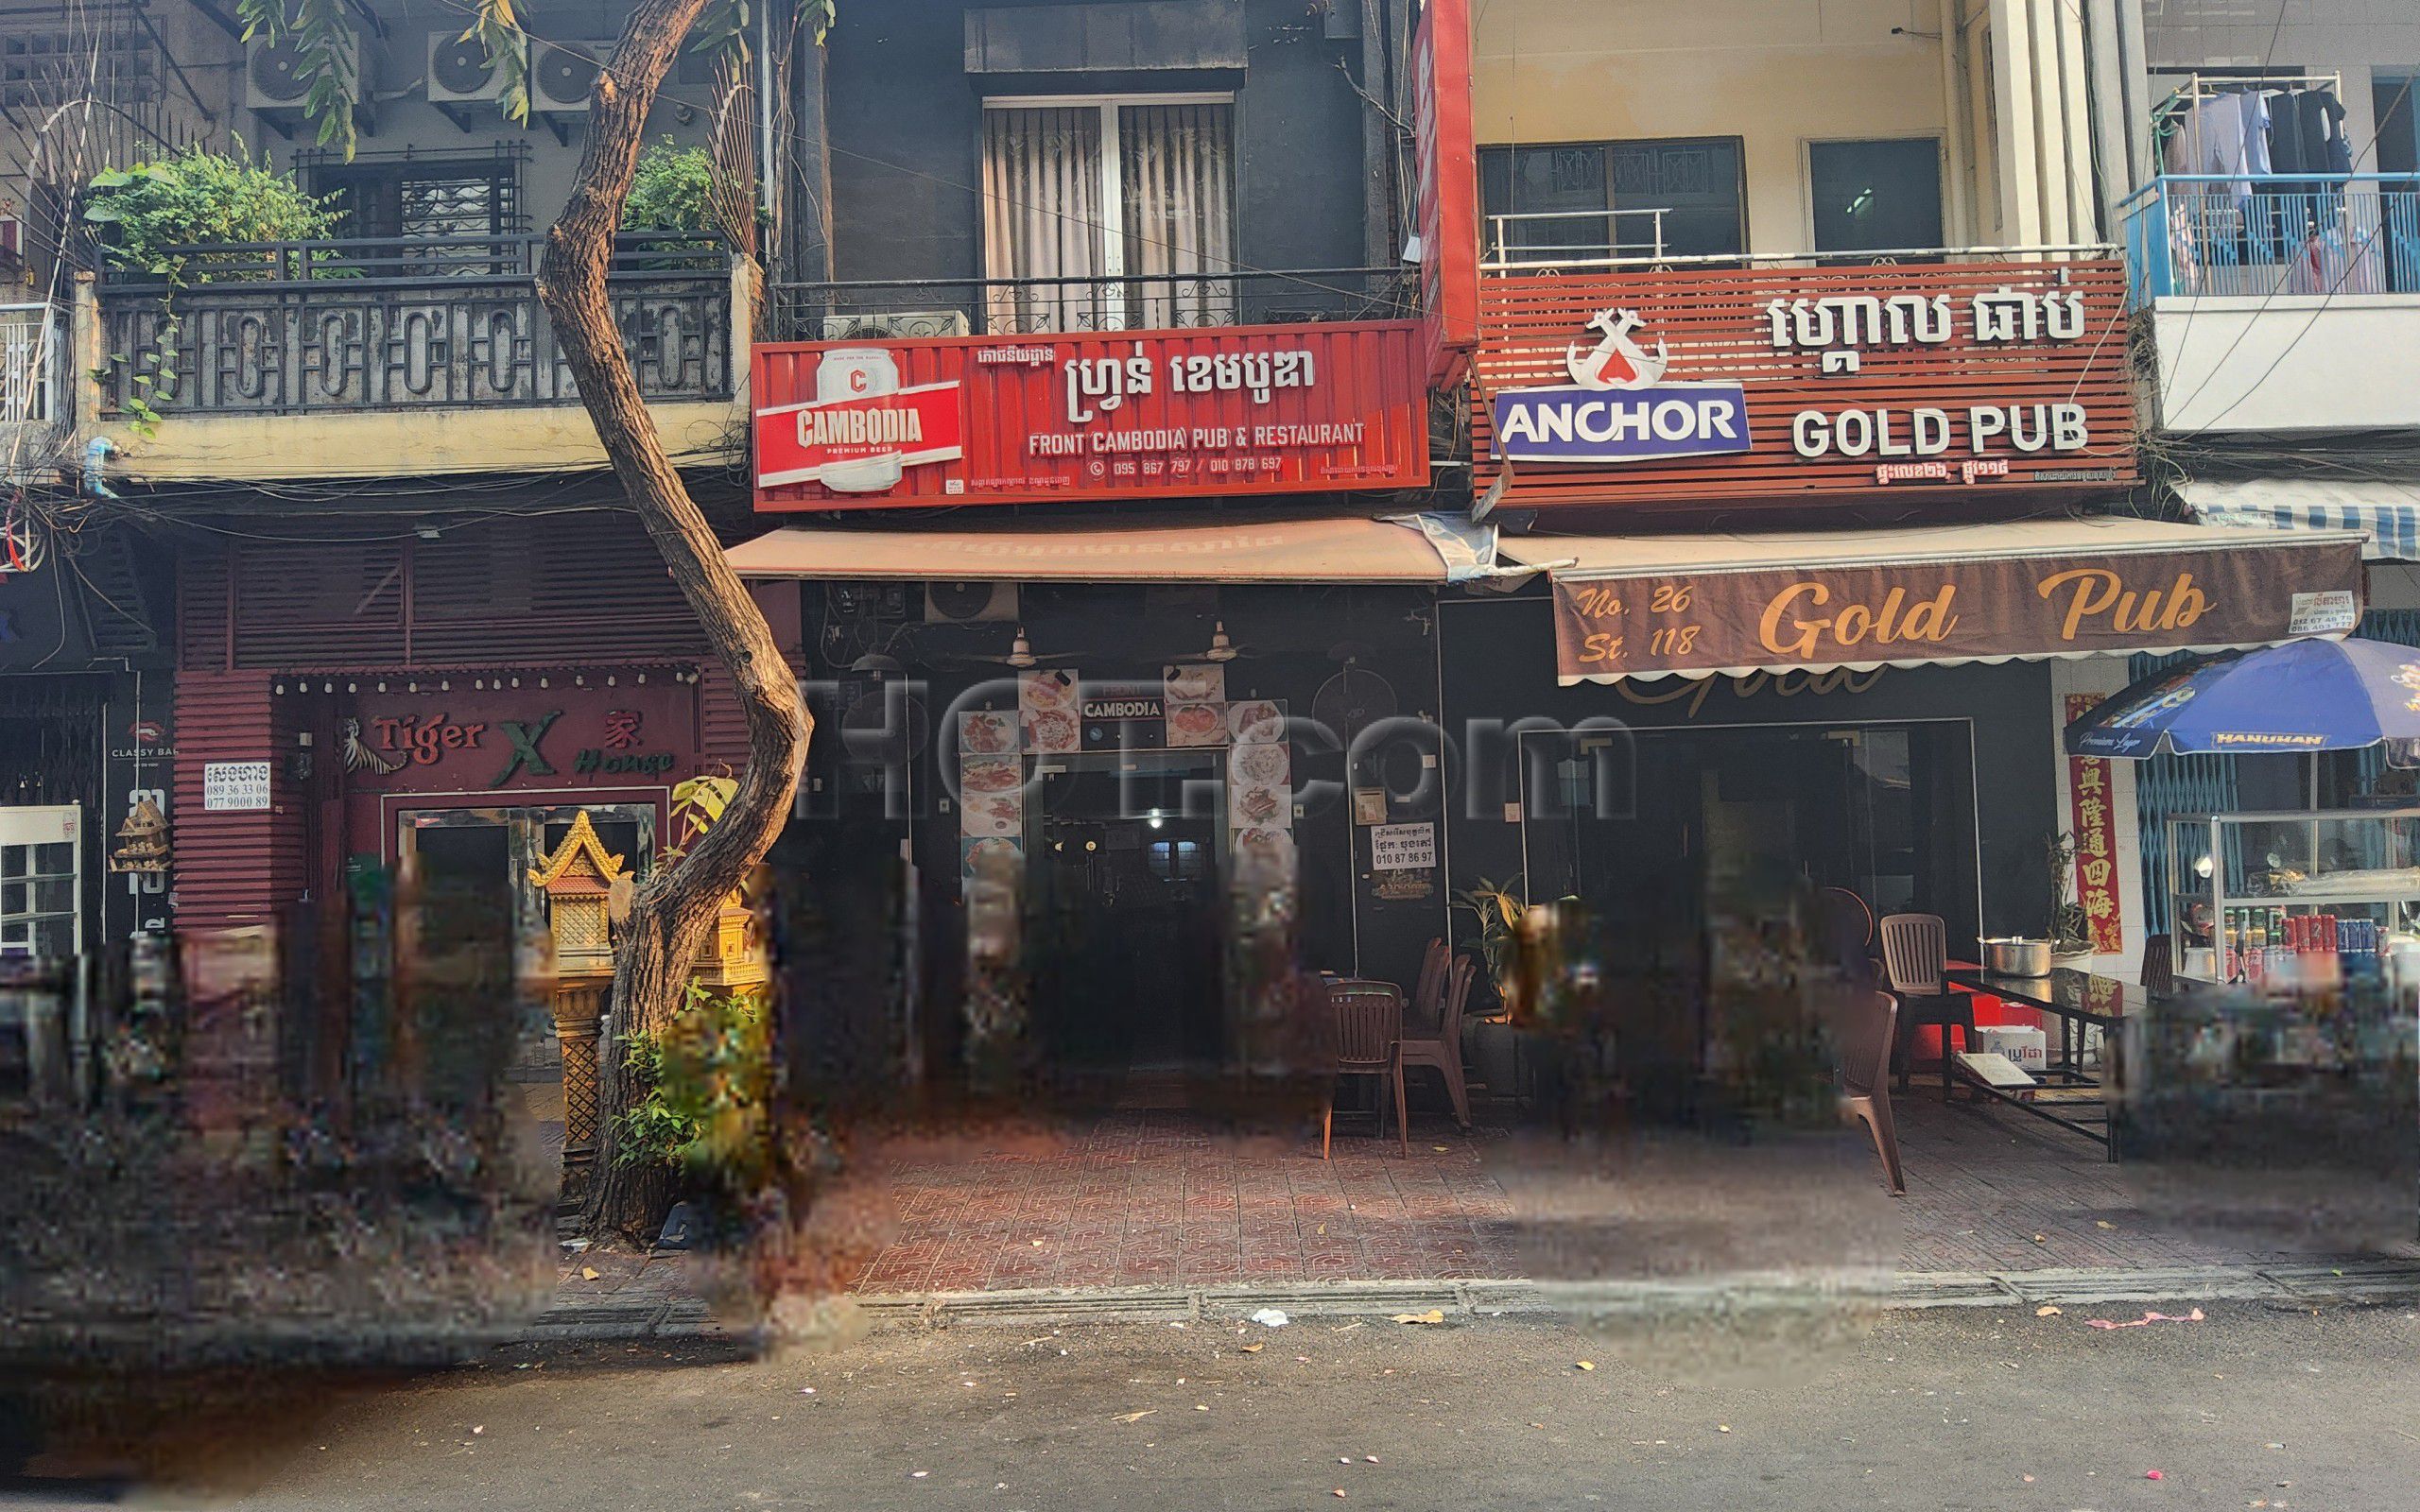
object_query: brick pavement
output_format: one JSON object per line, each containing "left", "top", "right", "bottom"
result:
{"left": 835, "top": 1083, "right": 2414, "bottom": 1296}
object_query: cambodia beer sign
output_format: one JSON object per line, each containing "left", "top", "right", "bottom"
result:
{"left": 752, "top": 322, "right": 1428, "bottom": 510}
{"left": 1476, "top": 260, "right": 2137, "bottom": 509}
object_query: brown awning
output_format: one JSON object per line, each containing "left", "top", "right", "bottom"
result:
{"left": 726, "top": 513, "right": 1492, "bottom": 585}
{"left": 1495, "top": 518, "right": 2370, "bottom": 683}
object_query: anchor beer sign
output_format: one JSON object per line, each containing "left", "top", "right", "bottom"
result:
{"left": 1491, "top": 309, "right": 1751, "bottom": 464}
{"left": 1473, "top": 259, "right": 2138, "bottom": 510}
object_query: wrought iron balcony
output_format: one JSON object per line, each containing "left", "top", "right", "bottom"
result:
{"left": 765, "top": 267, "right": 1417, "bottom": 342}
{"left": 93, "top": 232, "right": 735, "bottom": 417}
{"left": 2120, "top": 174, "right": 2420, "bottom": 303}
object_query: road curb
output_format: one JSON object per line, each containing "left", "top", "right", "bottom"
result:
{"left": 843, "top": 1257, "right": 2420, "bottom": 1330}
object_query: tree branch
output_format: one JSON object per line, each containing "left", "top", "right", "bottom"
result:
{"left": 531, "top": 0, "right": 811, "bottom": 1240}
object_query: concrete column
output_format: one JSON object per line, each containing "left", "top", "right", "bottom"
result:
{"left": 1988, "top": 0, "right": 2046, "bottom": 246}
{"left": 2023, "top": 0, "right": 2070, "bottom": 245}
{"left": 2052, "top": 0, "right": 2100, "bottom": 242}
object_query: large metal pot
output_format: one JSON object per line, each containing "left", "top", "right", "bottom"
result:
{"left": 1981, "top": 936, "right": 2053, "bottom": 977}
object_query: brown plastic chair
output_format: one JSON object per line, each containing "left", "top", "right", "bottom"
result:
{"left": 1322, "top": 979, "right": 1408, "bottom": 1158}
{"left": 1878, "top": 912, "right": 1975, "bottom": 1101}
{"left": 2141, "top": 933, "right": 2175, "bottom": 993}
{"left": 1405, "top": 937, "right": 1449, "bottom": 1032}
{"left": 1400, "top": 953, "right": 1475, "bottom": 1129}
{"left": 1839, "top": 988, "right": 1906, "bottom": 1195}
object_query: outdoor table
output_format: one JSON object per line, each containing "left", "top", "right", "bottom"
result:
{"left": 1946, "top": 966, "right": 2169, "bottom": 1161}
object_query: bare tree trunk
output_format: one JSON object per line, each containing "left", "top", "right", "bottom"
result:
{"left": 532, "top": 0, "right": 811, "bottom": 1241}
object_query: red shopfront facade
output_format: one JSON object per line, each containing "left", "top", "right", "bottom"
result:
{"left": 169, "top": 517, "right": 793, "bottom": 1101}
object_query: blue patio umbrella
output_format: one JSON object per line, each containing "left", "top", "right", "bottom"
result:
{"left": 2064, "top": 637, "right": 2420, "bottom": 759}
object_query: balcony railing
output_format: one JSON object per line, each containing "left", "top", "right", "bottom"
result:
{"left": 2120, "top": 174, "right": 2420, "bottom": 305}
{"left": 1483, "top": 239, "right": 2118, "bottom": 275}
{"left": 94, "top": 232, "right": 735, "bottom": 417}
{"left": 0, "top": 302, "right": 63, "bottom": 424}
{"left": 766, "top": 267, "right": 1416, "bottom": 342}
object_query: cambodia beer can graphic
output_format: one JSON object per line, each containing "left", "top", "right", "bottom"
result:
{"left": 1490, "top": 308, "right": 1751, "bottom": 465}
{"left": 754, "top": 348, "right": 967, "bottom": 493}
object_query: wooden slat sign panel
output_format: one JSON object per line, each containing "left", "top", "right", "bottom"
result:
{"left": 1473, "top": 260, "right": 2138, "bottom": 510}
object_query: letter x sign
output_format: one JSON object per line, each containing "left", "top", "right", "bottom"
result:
{"left": 490, "top": 710, "right": 562, "bottom": 787}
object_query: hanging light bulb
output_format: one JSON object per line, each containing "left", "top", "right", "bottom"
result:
{"left": 1204, "top": 620, "right": 1237, "bottom": 662}
{"left": 1005, "top": 627, "right": 1037, "bottom": 670}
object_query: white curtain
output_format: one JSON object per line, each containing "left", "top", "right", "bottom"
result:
{"left": 981, "top": 107, "right": 1104, "bottom": 334}
{"left": 1120, "top": 103, "right": 1236, "bottom": 328}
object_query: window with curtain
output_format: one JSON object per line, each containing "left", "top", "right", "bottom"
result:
{"left": 981, "top": 99, "right": 1235, "bottom": 333}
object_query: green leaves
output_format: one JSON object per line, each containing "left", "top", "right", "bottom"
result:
{"left": 234, "top": 0, "right": 363, "bottom": 158}
{"left": 464, "top": 4, "right": 534, "bottom": 126}
{"left": 614, "top": 984, "right": 772, "bottom": 1185}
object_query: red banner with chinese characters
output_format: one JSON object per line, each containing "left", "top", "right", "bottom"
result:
{"left": 2065, "top": 692, "right": 2124, "bottom": 954}
{"left": 752, "top": 322, "right": 1430, "bottom": 510}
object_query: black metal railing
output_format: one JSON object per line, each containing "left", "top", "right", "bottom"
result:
{"left": 95, "top": 232, "right": 734, "bottom": 416}
{"left": 766, "top": 267, "right": 1417, "bottom": 342}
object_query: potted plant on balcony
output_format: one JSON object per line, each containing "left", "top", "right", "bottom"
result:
{"left": 83, "top": 146, "right": 340, "bottom": 432}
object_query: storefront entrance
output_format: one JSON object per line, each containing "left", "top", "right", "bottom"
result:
{"left": 1517, "top": 720, "right": 1979, "bottom": 1106}
{"left": 1026, "top": 752, "right": 1225, "bottom": 1093}
{"left": 391, "top": 803, "right": 654, "bottom": 1074}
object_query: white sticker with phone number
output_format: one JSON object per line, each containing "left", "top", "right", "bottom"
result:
{"left": 2288, "top": 590, "right": 2359, "bottom": 635}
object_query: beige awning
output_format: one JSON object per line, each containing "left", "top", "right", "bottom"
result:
{"left": 1494, "top": 517, "right": 2371, "bottom": 683}
{"left": 727, "top": 513, "right": 1494, "bottom": 584}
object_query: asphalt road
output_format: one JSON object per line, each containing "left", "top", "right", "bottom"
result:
{"left": 12, "top": 1300, "right": 2417, "bottom": 1510}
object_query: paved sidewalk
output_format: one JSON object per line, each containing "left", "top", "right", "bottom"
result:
{"left": 826, "top": 1088, "right": 2416, "bottom": 1298}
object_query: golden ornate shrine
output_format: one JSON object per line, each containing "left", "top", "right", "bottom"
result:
{"left": 527, "top": 811, "right": 628, "bottom": 1174}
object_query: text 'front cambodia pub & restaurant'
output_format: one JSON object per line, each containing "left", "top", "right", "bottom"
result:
{"left": 727, "top": 258, "right": 2368, "bottom": 1119}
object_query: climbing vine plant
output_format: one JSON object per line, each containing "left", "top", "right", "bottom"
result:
{"left": 83, "top": 146, "right": 341, "bottom": 431}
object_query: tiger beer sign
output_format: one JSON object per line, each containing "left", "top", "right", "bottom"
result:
{"left": 752, "top": 322, "right": 1429, "bottom": 510}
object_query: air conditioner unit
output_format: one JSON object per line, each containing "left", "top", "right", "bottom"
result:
{"left": 246, "top": 29, "right": 360, "bottom": 114}
{"left": 925, "top": 582, "right": 1018, "bottom": 625}
{"left": 819, "top": 310, "right": 972, "bottom": 341}
{"left": 425, "top": 28, "right": 526, "bottom": 105}
{"left": 529, "top": 38, "right": 614, "bottom": 113}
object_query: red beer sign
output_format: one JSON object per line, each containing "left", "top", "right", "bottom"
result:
{"left": 752, "top": 322, "right": 1429, "bottom": 510}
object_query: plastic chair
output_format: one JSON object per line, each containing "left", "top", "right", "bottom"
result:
{"left": 1322, "top": 979, "right": 1407, "bottom": 1158}
{"left": 1816, "top": 885, "right": 1877, "bottom": 983}
{"left": 1405, "top": 937, "right": 1449, "bottom": 1033}
{"left": 1839, "top": 989, "right": 1906, "bottom": 1195}
{"left": 2141, "top": 933, "right": 2176, "bottom": 994}
{"left": 1878, "top": 912, "right": 1974, "bottom": 1101}
{"left": 1399, "top": 953, "right": 1475, "bottom": 1130}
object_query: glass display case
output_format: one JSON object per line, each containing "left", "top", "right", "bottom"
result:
{"left": 2167, "top": 807, "right": 2420, "bottom": 982}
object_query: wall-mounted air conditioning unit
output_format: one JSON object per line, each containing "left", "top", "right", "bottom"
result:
{"left": 530, "top": 38, "right": 614, "bottom": 113}
{"left": 426, "top": 28, "right": 526, "bottom": 106}
{"left": 819, "top": 311, "right": 973, "bottom": 340}
{"left": 925, "top": 582, "right": 1019, "bottom": 625}
{"left": 246, "top": 29, "right": 361, "bottom": 115}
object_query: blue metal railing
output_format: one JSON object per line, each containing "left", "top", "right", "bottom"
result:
{"left": 2119, "top": 173, "right": 2420, "bottom": 306}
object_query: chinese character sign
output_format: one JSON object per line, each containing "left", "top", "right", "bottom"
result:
{"left": 2065, "top": 692, "right": 2124, "bottom": 954}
